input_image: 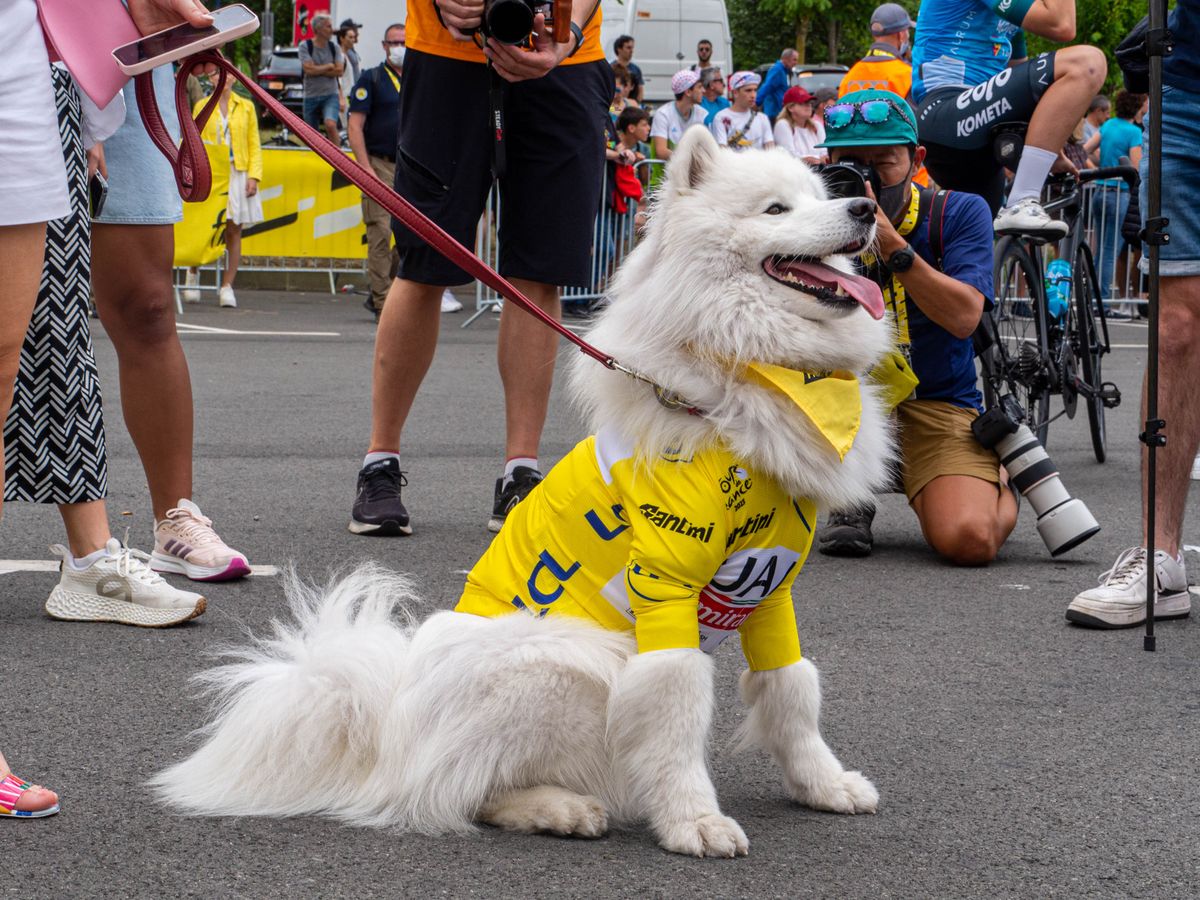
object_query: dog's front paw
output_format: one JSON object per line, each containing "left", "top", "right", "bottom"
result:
{"left": 658, "top": 814, "right": 750, "bottom": 858}
{"left": 792, "top": 769, "right": 879, "bottom": 814}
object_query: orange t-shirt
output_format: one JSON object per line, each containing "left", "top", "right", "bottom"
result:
{"left": 407, "top": 2, "right": 605, "bottom": 66}
{"left": 838, "top": 47, "right": 912, "bottom": 100}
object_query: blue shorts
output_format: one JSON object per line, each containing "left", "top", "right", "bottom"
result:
{"left": 304, "top": 93, "right": 339, "bottom": 128}
{"left": 93, "top": 64, "right": 183, "bottom": 225}
{"left": 1141, "top": 85, "right": 1200, "bottom": 276}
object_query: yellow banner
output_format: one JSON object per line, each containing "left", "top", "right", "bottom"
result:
{"left": 174, "top": 145, "right": 367, "bottom": 267}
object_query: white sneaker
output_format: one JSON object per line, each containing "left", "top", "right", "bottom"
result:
{"left": 993, "top": 197, "right": 1069, "bottom": 239}
{"left": 151, "top": 499, "right": 251, "bottom": 582}
{"left": 182, "top": 269, "right": 201, "bottom": 303}
{"left": 441, "top": 289, "right": 463, "bottom": 313}
{"left": 1191, "top": 453, "right": 1200, "bottom": 481}
{"left": 45, "top": 539, "right": 206, "bottom": 627}
{"left": 218, "top": 285, "right": 237, "bottom": 308}
{"left": 1066, "top": 546, "right": 1191, "bottom": 629}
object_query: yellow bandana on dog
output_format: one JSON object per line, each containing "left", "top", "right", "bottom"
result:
{"left": 743, "top": 353, "right": 919, "bottom": 461}
{"left": 743, "top": 363, "right": 862, "bottom": 461}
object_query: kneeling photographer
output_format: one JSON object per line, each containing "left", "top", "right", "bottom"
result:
{"left": 348, "top": 0, "right": 612, "bottom": 536}
{"left": 816, "top": 90, "right": 1019, "bottom": 565}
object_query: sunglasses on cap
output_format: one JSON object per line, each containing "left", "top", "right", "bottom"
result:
{"left": 824, "top": 98, "right": 913, "bottom": 130}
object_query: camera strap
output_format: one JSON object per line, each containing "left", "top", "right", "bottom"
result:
{"left": 488, "top": 62, "right": 508, "bottom": 180}
{"left": 138, "top": 51, "right": 708, "bottom": 412}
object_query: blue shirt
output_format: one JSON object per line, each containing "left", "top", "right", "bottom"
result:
{"left": 1097, "top": 117, "right": 1143, "bottom": 190}
{"left": 700, "top": 95, "right": 730, "bottom": 125}
{"left": 1165, "top": 0, "right": 1200, "bottom": 93}
{"left": 906, "top": 191, "right": 995, "bottom": 410}
{"left": 911, "top": 0, "right": 1034, "bottom": 102}
{"left": 759, "top": 61, "right": 790, "bottom": 119}
{"left": 348, "top": 64, "right": 401, "bottom": 159}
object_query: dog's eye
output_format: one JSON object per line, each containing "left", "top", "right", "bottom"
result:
{"left": 764, "top": 203, "right": 789, "bottom": 215}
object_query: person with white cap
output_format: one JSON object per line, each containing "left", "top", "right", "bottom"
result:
{"left": 710, "top": 71, "right": 775, "bottom": 151}
{"left": 650, "top": 69, "right": 708, "bottom": 161}
{"left": 839, "top": 3, "right": 916, "bottom": 99}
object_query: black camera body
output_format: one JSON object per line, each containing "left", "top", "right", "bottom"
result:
{"left": 817, "top": 160, "right": 882, "bottom": 201}
{"left": 970, "top": 395, "right": 1024, "bottom": 450}
{"left": 473, "top": 0, "right": 553, "bottom": 45}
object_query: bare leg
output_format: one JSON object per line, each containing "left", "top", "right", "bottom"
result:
{"left": 323, "top": 117, "right": 340, "bottom": 145}
{"left": 91, "top": 223, "right": 193, "bottom": 520}
{"left": 499, "top": 279, "right": 560, "bottom": 461}
{"left": 58, "top": 500, "right": 112, "bottom": 557}
{"left": 911, "top": 474, "right": 1019, "bottom": 566}
{"left": 0, "top": 749, "right": 57, "bottom": 814}
{"left": 367, "top": 278, "right": 443, "bottom": 453}
{"left": 1142, "top": 275, "right": 1200, "bottom": 555}
{"left": 1025, "top": 46, "right": 1108, "bottom": 154}
{"left": 0, "top": 222, "right": 47, "bottom": 519}
{"left": 222, "top": 222, "right": 242, "bottom": 288}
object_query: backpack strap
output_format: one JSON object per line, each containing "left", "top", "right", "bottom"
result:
{"left": 929, "top": 189, "right": 952, "bottom": 270}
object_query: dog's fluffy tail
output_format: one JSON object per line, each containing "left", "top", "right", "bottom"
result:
{"left": 151, "top": 563, "right": 417, "bottom": 818}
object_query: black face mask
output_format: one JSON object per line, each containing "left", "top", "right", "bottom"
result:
{"left": 878, "top": 178, "right": 912, "bottom": 223}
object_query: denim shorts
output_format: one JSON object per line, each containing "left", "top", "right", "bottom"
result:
{"left": 1140, "top": 85, "right": 1200, "bottom": 276}
{"left": 304, "top": 93, "right": 339, "bottom": 128}
{"left": 93, "top": 64, "right": 183, "bottom": 225}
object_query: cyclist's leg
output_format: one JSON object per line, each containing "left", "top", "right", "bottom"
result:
{"left": 1008, "top": 47, "right": 1107, "bottom": 207}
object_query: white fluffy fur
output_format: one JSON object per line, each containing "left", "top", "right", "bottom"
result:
{"left": 154, "top": 129, "right": 884, "bottom": 856}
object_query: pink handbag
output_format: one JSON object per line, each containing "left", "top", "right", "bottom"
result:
{"left": 36, "top": 0, "right": 138, "bottom": 107}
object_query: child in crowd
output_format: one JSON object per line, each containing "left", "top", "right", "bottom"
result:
{"left": 710, "top": 71, "right": 774, "bottom": 150}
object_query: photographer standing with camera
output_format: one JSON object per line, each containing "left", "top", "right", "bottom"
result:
{"left": 815, "top": 90, "right": 1019, "bottom": 565}
{"left": 348, "top": 0, "right": 611, "bottom": 537}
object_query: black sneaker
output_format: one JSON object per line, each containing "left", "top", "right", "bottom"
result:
{"left": 488, "top": 466, "right": 543, "bottom": 533}
{"left": 817, "top": 503, "right": 876, "bottom": 557}
{"left": 349, "top": 458, "right": 412, "bottom": 536}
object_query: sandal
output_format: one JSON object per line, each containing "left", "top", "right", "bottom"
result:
{"left": 0, "top": 773, "right": 60, "bottom": 818}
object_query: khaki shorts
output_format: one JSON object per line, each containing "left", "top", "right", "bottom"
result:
{"left": 896, "top": 399, "right": 1001, "bottom": 501}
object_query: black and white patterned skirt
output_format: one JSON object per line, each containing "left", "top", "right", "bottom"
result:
{"left": 3, "top": 65, "right": 108, "bottom": 504}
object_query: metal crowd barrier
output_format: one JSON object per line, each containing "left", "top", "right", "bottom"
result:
{"left": 1079, "top": 177, "right": 1145, "bottom": 312}
{"left": 463, "top": 158, "right": 667, "bottom": 327}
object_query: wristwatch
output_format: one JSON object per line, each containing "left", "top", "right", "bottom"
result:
{"left": 566, "top": 22, "right": 585, "bottom": 57}
{"left": 888, "top": 243, "right": 916, "bottom": 273}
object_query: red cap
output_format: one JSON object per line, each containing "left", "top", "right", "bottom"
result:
{"left": 783, "top": 86, "right": 815, "bottom": 107}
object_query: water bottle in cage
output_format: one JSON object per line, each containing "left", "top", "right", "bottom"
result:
{"left": 1044, "top": 258, "right": 1072, "bottom": 321}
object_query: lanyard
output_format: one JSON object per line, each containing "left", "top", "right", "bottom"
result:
{"left": 863, "top": 184, "right": 921, "bottom": 347}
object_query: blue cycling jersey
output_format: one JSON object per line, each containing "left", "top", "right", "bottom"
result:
{"left": 911, "top": 0, "right": 1035, "bottom": 102}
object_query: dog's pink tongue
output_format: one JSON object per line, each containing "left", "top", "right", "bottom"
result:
{"left": 792, "top": 261, "right": 885, "bottom": 321}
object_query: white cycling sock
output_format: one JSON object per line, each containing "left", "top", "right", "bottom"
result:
{"left": 503, "top": 456, "right": 538, "bottom": 487}
{"left": 69, "top": 546, "right": 112, "bottom": 571}
{"left": 363, "top": 451, "right": 400, "bottom": 468}
{"left": 1006, "top": 146, "right": 1059, "bottom": 207}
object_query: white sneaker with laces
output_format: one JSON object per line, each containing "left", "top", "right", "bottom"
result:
{"left": 151, "top": 499, "right": 251, "bottom": 582}
{"left": 993, "top": 197, "right": 1069, "bottom": 238}
{"left": 218, "top": 285, "right": 237, "bottom": 308}
{"left": 45, "top": 539, "right": 206, "bottom": 627}
{"left": 441, "top": 289, "right": 463, "bottom": 313}
{"left": 1066, "top": 546, "right": 1191, "bottom": 628}
{"left": 182, "top": 269, "right": 201, "bottom": 303}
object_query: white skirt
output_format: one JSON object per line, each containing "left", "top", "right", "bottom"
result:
{"left": 227, "top": 167, "right": 264, "bottom": 226}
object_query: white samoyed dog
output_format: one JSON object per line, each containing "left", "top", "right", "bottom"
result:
{"left": 153, "top": 127, "right": 897, "bottom": 858}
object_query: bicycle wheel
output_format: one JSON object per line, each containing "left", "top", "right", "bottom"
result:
{"left": 992, "top": 236, "right": 1052, "bottom": 445}
{"left": 1073, "top": 242, "right": 1107, "bottom": 462}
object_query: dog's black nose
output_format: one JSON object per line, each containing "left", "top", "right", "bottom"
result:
{"left": 847, "top": 198, "right": 876, "bottom": 222}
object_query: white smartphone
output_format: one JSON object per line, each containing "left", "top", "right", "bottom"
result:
{"left": 112, "top": 4, "right": 259, "bottom": 76}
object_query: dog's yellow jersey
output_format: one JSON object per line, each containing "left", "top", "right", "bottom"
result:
{"left": 456, "top": 426, "right": 816, "bottom": 670}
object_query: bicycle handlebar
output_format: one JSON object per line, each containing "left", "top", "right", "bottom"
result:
{"left": 1079, "top": 166, "right": 1139, "bottom": 189}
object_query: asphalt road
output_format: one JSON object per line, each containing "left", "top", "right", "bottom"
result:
{"left": 3, "top": 292, "right": 1198, "bottom": 899}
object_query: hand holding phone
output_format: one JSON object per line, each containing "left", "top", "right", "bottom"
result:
{"left": 112, "top": 4, "right": 258, "bottom": 76}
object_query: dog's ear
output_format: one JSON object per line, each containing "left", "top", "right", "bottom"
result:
{"left": 669, "top": 126, "right": 720, "bottom": 193}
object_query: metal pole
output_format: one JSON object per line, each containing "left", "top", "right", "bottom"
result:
{"left": 1141, "top": 0, "right": 1172, "bottom": 652}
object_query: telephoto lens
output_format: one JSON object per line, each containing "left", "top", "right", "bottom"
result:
{"left": 972, "top": 406, "right": 1100, "bottom": 556}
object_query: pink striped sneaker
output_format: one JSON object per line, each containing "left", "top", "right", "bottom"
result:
{"left": 151, "top": 499, "right": 251, "bottom": 582}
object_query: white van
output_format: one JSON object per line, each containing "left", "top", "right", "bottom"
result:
{"left": 598, "top": 0, "right": 733, "bottom": 104}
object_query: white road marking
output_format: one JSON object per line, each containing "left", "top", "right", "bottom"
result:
{"left": 176, "top": 323, "right": 341, "bottom": 337}
{"left": 0, "top": 560, "right": 278, "bottom": 577}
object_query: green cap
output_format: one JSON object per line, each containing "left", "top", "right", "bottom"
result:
{"left": 817, "top": 89, "right": 918, "bottom": 149}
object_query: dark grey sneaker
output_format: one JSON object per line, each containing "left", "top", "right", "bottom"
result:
{"left": 817, "top": 503, "right": 876, "bottom": 557}
{"left": 488, "top": 466, "right": 543, "bottom": 533}
{"left": 349, "top": 458, "right": 412, "bottom": 536}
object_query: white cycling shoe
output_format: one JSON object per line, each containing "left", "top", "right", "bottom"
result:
{"left": 993, "top": 197, "right": 1069, "bottom": 239}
